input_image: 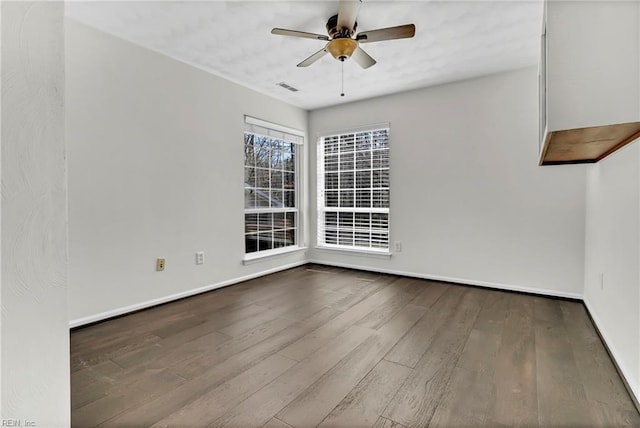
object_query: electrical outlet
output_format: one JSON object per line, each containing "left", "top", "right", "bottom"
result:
{"left": 156, "top": 258, "right": 166, "bottom": 271}
{"left": 196, "top": 251, "right": 205, "bottom": 265}
{"left": 395, "top": 241, "right": 402, "bottom": 252}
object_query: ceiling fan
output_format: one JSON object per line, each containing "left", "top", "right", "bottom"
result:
{"left": 271, "top": 0, "right": 415, "bottom": 70}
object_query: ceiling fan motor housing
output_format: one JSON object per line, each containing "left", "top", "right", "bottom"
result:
{"left": 326, "top": 14, "right": 356, "bottom": 38}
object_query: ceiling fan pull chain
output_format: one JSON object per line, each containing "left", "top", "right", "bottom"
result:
{"left": 341, "top": 61, "right": 345, "bottom": 97}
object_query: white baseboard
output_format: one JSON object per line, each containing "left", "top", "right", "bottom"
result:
{"left": 68, "top": 260, "right": 307, "bottom": 328}
{"left": 583, "top": 296, "right": 640, "bottom": 407}
{"left": 307, "top": 259, "right": 583, "bottom": 300}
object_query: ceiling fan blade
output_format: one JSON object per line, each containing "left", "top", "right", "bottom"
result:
{"left": 351, "top": 47, "right": 376, "bottom": 69}
{"left": 337, "top": 0, "right": 362, "bottom": 32}
{"left": 271, "top": 28, "right": 329, "bottom": 41}
{"left": 356, "top": 24, "right": 416, "bottom": 43}
{"left": 297, "top": 47, "right": 328, "bottom": 67}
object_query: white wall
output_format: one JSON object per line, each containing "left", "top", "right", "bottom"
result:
{"left": 66, "top": 19, "right": 308, "bottom": 325}
{"left": 546, "top": 1, "right": 639, "bottom": 131}
{"left": 309, "top": 67, "right": 587, "bottom": 298}
{"left": 1, "top": 2, "right": 69, "bottom": 425}
{"left": 1, "top": 1, "right": 4, "bottom": 412}
{"left": 584, "top": 144, "right": 640, "bottom": 400}
{"left": 582, "top": 6, "right": 640, "bottom": 403}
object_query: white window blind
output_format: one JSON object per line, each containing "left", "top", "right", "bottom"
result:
{"left": 244, "top": 117, "right": 302, "bottom": 256}
{"left": 245, "top": 116, "right": 304, "bottom": 145}
{"left": 317, "top": 127, "right": 390, "bottom": 251}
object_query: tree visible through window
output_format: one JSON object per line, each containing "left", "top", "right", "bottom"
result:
{"left": 244, "top": 117, "right": 301, "bottom": 255}
{"left": 317, "top": 127, "right": 390, "bottom": 251}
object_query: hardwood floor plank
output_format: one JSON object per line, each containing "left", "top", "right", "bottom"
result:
{"left": 276, "top": 304, "right": 426, "bottom": 428}
{"left": 72, "top": 304, "right": 218, "bottom": 353}
{"left": 253, "top": 287, "right": 344, "bottom": 310}
{"left": 343, "top": 269, "right": 384, "bottom": 281}
{"left": 73, "top": 369, "right": 185, "bottom": 428}
{"left": 587, "top": 400, "right": 640, "bottom": 427}
{"left": 188, "top": 303, "right": 272, "bottom": 335}
{"left": 384, "top": 286, "right": 465, "bottom": 368}
{"left": 71, "top": 311, "right": 182, "bottom": 349}
{"left": 381, "top": 288, "right": 486, "bottom": 427}
{"left": 485, "top": 293, "right": 539, "bottom": 428}
{"left": 101, "top": 308, "right": 340, "bottom": 427}
{"left": 71, "top": 365, "right": 116, "bottom": 409}
{"left": 428, "top": 367, "right": 493, "bottom": 427}
{"left": 111, "top": 330, "right": 231, "bottom": 370}
{"left": 328, "top": 276, "right": 396, "bottom": 312}
{"left": 72, "top": 360, "right": 129, "bottom": 409}
{"left": 175, "top": 308, "right": 337, "bottom": 379}
{"left": 408, "top": 280, "right": 448, "bottom": 308}
{"left": 210, "top": 269, "right": 331, "bottom": 312}
{"left": 72, "top": 378, "right": 111, "bottom": 410}
{"left": 314, "top": 273, "right": 370, "bottom": 293}
{"left": 218, "top": 305, "right": 294, "bottom": 337}
{"left": 317, "top": 359, "right": 411, "bottom": 428}
{"left": 71, "top": 368, "right": 97, "bottom": 390}
{"left": 277, "top": 284, "right": 403, "bottom": 362}
{"left": 208, "top": 325, "right": 375, "bottom": 428}
{"left": 372, "top": 416, "right": 408, "bottom": 428}
{"left": 261, "top": 418, "right": 294, "bottom": 428}
{"left": 279, "top": 302, "right": 337, "bottom": 323}
{"left": 71, "top": 333, "right": 162, "bottom": 372}
{"left": 174, "top": 318, "right": 296, "bottom": 379}
{"left": 219, "top": 291, "right": 346, "bottom": 337}
{"left": 428, "top": 290, "right": 508, "bottom": 426}
{"left": 468, "top": 289, "right": 509, "bottom": 335}
{"left": 355, "top": 283, "right": 422, "bottom": 330}
{"left": 455, "top": 290, "right": 507, "bottom": 375}
{"left": 534, "top": 297, "right": 601, "bottom": 427}
{"left": 148, "top": 313, "right": 208, "bottom": 339}
{"left": 151, "top": 354, "right": 298, "bottom": 427}
{"left": 246, "top": 286, "right": 323, "bottom": 309}
{"left": 76, "top": 353, "right": 217, "bottom": 411}
{"left": 75, "top": 359, "right": 124, "bottom": 382}
{"left": 560, "top": 301, "right": 640, "bottom": 420}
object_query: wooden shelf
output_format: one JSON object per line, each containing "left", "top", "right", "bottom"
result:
{"left": 539, "top": 121, "right": 640, "bottom": 166}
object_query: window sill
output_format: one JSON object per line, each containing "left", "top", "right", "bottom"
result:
{"left": 314, "top": 245, "right": 392, "bottom": 259}
{"left": 243, "top": 246, "right": 307, "bottom": 265}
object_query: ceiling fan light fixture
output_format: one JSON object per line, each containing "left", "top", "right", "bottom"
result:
{"left": 271, "top": 0, "right": 415, "bottom": 69}
{"left": 326, "top": 38, "right": 358, "bottom": 61}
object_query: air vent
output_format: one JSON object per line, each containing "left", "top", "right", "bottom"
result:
{"left": 277, "top": 82, "right": 299, "bottom": 92}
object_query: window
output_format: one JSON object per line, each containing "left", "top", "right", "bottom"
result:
{"left": 317, "top": 127, "right": 390, "bottom": 252}
{"left": 244, "top": 117, "right": 302, "bottom": 256}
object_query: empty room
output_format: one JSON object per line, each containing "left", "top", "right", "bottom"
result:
{"left": 2, "top": 0, "right": 640, "bottom": 426}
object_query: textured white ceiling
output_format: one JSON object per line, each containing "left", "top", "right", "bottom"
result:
{"left": 66, "top": 1, "right": 544, "bottom": 110}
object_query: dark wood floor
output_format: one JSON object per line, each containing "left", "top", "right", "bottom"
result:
{"left": 71, "top": 265, "right": 640, "bottom": 427}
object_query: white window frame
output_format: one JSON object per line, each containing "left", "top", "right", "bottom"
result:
{"left": 243, "top": 116, "right": 304, "bottom": 261}
{"left": 317, "top": 125, "right": 391, "bottom": 255}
